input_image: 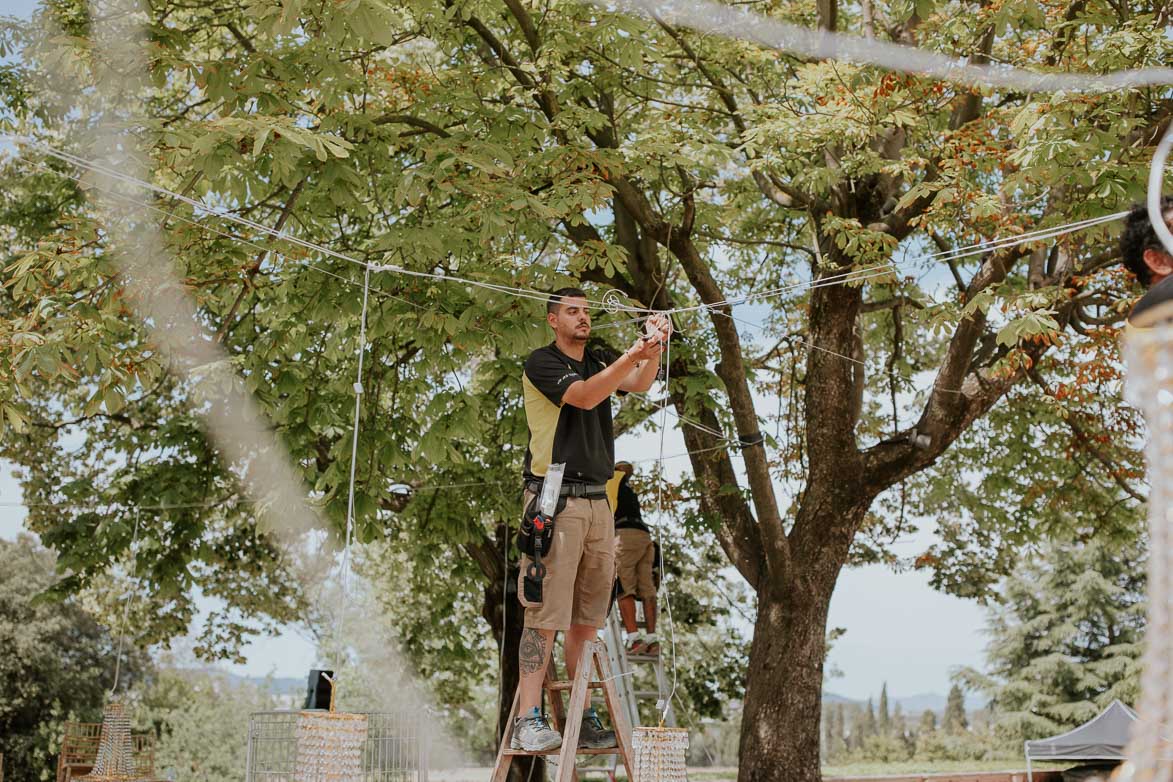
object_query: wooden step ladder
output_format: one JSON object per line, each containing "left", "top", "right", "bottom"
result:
{"left": 491, "top": 639, "right": 634, "bottom": 782}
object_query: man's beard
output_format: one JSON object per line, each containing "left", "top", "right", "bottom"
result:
{"left": 565, "top": 323, "right": 590, "bottom": 342}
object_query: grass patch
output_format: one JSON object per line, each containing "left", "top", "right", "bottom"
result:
{"left": 821, "top": 760, "right": 1072, "bottom": 776}
{"left": 585, "top": 760, "right": 1076, "bottom": 782}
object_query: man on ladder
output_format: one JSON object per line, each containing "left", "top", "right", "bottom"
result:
{"left": 608, "top": 461, "right": 661, "bottom": 657}
{"left": 512, "top": 287, "right": 670, "bottom": 753}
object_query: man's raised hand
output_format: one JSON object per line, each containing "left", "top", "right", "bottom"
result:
{"left": 644, "top": 313, "right": 672, "bottom": 344}
{"left": 628, "top": 334, "right": 663, "bottom": 363}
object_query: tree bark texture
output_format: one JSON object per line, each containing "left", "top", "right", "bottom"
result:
{"left": 738, "top": 503, "right": 868, "bottom": 782}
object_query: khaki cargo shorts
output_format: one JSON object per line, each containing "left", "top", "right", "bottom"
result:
{"left": 518, "top": 491, "right": 616, "bottom": 631}
{"left": 615, "top": 528, "right": 656, "bottom": 600}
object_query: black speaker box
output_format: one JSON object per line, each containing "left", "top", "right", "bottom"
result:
{"left": 304, "top": 668, "right": 334, "bottom": 710}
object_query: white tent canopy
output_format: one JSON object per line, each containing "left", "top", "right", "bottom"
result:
{"left": 1025, "top": 700, "right": 1137, "bottom": 781}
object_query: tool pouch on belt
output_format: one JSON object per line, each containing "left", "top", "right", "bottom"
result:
{"left": 520, "top": 495, "right": 566, "bottom": 605}
{"left": 519, "top": 495, "right": 564, "bottom": 558}
{"left": 523, "top": 557, "right": 546, "bottom": 604}
{"left": 520, "top": 464, "right": 566, "bottom": 606}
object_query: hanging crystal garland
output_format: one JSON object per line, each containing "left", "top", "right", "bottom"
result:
{"left": 1119, "top": 304, "right": 1173, "bottom": 782}
{"left": 294, "top": 711, "right": 368, "bottom": 782}
{"left": 294, "top": 676, "right": 369, "bottom": 782}
{"left": 78, "top": 702, "right": 144, "bottom": 782}
{"left": 632, "top": 726, "right": 689, "bottom": 782}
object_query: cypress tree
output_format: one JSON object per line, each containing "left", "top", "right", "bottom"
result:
{"left": 943, "top": 684, "right": 968, "bottom": 734}
{"left": 892, "top": 702, "right": 905, "bottom": 738}
{"left": 861, "top": 697, "right": 877, "bottom": 738}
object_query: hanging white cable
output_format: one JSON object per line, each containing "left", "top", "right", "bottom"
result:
{"left": 21, "top": 156, "right": 485, "bottom": 341}
{"left": 14, "top": 139, "right": 1124, "bottom": 328}
{"left": 109, "top": 508, "right": 142, "bottom": 695}
{"left": 676, "top": 211, "right": 1126, "bottom": 315}
{"left": 623, "top": 389, "right": 737, "bottom": 443}
{"left": 1147, "top": 123, "right": 1173, "bottom": 258}
{"left": 335, "top": 265, "right": 372, "bottom": 654}
{"left": 6, "top": 499, "right": 229, "bottom": 510}
{"left": 650, "top": 319, "right": 681, "bottom": 725}
{"left": 6, "top": 136, "right": 648, "bottom": 314}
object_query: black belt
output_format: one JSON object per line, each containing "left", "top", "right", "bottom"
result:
{"left": 525, "top": 480, "right": 608, "bottom": 499}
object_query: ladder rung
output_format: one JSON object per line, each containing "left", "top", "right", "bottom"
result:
{"left": 627, "top": 654, "right": 661, "bottom": 662}
{"left": 503, "top": 747, "right": 620, "bottom": 756}
{"left": 546, "top": 680, "right": 605, "bottom": 692}
{"left": 634, "top": 690, "right": 661, "bottom": 698}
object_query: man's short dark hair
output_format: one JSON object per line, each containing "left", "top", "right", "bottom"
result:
{"left": 1121, "top": 196, "right": 1173, "bottom": 287}
{"left": 547, "top": 287, "right": 588, "bottom": 315}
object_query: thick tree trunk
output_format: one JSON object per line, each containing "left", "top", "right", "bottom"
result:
{"left": 737, "top": 491, "right": 870, "bottom": 782}
{"left": 483, "top": 559, "right": 544, "bottom": 781}
{"left": 737, "top": 574, "right": 837, "bottom": 782}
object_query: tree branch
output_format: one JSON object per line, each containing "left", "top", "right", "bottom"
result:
{"left": 216, "top": 178, "right": 306, "bottom": 344}
{"left": 1027, "top": 369, "right": 1147, "bottom": 504}
{"left": 373, "top": 113, "right": 452, "bottom": 138}
{"left": 817, "top": 0, "right": 838, "bottom": 31}
{"left": 670, "top": 235, "right": 791, "bottom": 582}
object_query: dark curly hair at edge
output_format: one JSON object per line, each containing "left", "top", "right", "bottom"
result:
{"left": 1120, "top": 196, "right": 1173, "bottom": 287}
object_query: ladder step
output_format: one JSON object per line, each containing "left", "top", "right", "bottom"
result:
{"left": 503, "top": 747, "right": 621, "bottom": 756}
{"left": 627, "top": 654, "right": 661, "bottom": 663}
{"left": 546, "top": 680, "right": 605, "bottom": 692}
{"left": 634, "top": 690, "right": 661, "bottom": 698}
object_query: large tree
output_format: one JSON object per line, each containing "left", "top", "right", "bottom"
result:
{"left": 0, "top": 535, "right": 152, "bottom": 782}
{"left": 1, "top": 0, "right": 1168, "bottom": 780}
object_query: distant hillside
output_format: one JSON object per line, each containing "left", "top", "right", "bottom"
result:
{"left": 177, "top": 668, "right": 306, "bottom": 697}
{"left": 823, "top": 690, "right": 986, "bottom": 715}
{"left": 226, "top": 672, "right": 305, "bottom": 696}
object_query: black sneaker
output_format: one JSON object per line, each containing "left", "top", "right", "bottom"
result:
{"left": 578, "top": 707, "right": 617, "bottom": 749}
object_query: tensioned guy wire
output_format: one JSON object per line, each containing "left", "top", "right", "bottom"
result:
{"left": 653, "top": 322, "right": 682, "bottom": 726}
{"left": 19, "top": 157, "right": 403, "bottom": 304}
{"left": 6, "top": 136, "right": 649, "bottom": 314}
{"left": 9, "top": 139, "right": 1129, "bottom": 332}
{"left": 674, "top": 211, "right": 1127, "bottom": 315}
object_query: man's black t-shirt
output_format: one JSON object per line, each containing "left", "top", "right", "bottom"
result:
{"left": 522, "top": 343, "right": 618, "bottom": 485}
{"left": 1128, "top": 275, "right": 1173, "bottom": 329}
{"left": 614, "top": 477, "right": 650, "bottom": 534}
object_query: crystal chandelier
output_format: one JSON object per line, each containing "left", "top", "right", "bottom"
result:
{"left": 632, "top": 726, "right": 689, "bottom": 782}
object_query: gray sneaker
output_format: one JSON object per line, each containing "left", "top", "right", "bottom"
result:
{"left": 578, "top": 707, "right": 617, "bottom": 749}
{"left": 511, "top": 708, "right": 562, "bottom": 752}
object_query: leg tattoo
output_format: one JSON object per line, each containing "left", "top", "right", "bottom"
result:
{"left": 519, "top": 629, "right": 548, "bottom": 676}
